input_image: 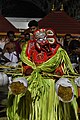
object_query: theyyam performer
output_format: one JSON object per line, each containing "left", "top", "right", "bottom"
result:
{"left": 7, "top": 28, "right": 80, "bottom": 120}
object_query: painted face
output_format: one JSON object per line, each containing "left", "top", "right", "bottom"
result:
{"left": 34, "top": 29, "right": 52, "bottom": 55}
{"left": 33, "top": 29, "right": 46, "bottom": 40}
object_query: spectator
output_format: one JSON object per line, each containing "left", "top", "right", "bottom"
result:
{"left": 63, "top": 34, "right": 72, "bottom": 54}
{"left": 28, "top": 20, "right": 39, "bottom": 39}
{"left": 69, "top": 39, "right": 80, "bottom": 73}
{"left": 19, "top": 32, "right": 30, "bottom": 50}
{"left": 25, "top": 32, "right": 30, "bottom": 41}
{"left": 0, "top": 31, "right": 21, "bottom": 63}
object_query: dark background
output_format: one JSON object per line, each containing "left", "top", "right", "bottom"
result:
{"left": 0, "top": 0, "right": 80, "bottom": 20}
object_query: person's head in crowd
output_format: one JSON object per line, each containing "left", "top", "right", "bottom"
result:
{"left": 20, "top": 32, "right": 30, "bottom": 41}
{"left": 69, "top": 39, "right": 80, "bottom": 51}
{"left": 20, "top": 32, "right": 25, "bottom": 40}
{"left": 7, "top": 31, "right": 15, "bottom": 41}
{"left": 28, "top": 20, "right": 39, "bottom": 34}
{"left": 25, "top": 33, "right": 30, "bottom": 41}
{"left": 64, "top": 34, "right": 72, "bottom": 46}
{"left": 64, "top": 34, "right": 72, "bottom": 39}
{"left": 19, "top": 32, "right": 30, "bottom": 49}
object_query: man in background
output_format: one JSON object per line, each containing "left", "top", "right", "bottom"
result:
{"left": 0, "top": 31, "right": 21, "bottom": 63}
{"left": 28, "top": 20, "right": 39, "bottom": 39}
{"left": 19, "top": 32, "right": 30, "bottom": 50}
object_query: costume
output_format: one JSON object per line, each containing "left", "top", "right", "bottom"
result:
{"left": 7, "top": 28, "right": 79, "bottom": 120}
